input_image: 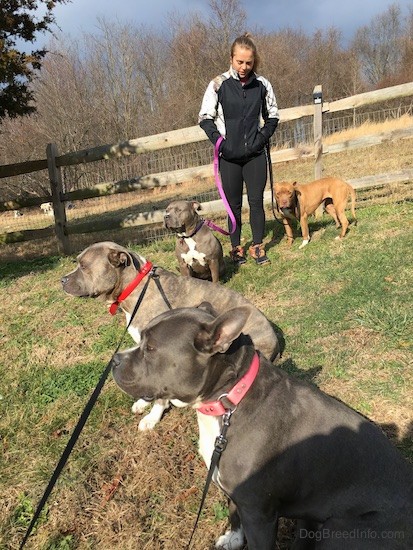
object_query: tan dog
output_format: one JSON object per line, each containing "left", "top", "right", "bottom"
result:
{"left": 275, "top": 177, "right": 357, "bottom": 248}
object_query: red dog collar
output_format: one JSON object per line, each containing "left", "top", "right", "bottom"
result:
{"left": 196, "top": 352, "right": 260, "bottom": 416}
{"left": 109, "top": 261, "right": 153, "bottom": 315}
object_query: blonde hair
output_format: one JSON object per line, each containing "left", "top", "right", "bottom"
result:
{"left": 231, "top": 33, "right": 260, "bottom": 72}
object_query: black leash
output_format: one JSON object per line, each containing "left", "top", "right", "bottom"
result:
{"left": 186, "top": 408, "right": 233, "bottom": 549}
{"left": 152, "top": 268, "right": 173, "bottom": 309}
{"left": 19, "top": 275, "right": 153, "bottom": 549}
{"left": 266, "top": 142, "right": 284, "bottom": 227}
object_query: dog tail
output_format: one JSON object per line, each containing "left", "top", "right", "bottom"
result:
{"left": 349, "top": 186, "right": 357, "bottom": 226}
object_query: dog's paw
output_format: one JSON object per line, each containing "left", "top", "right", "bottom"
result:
{"left": 137, "top": 402, "right": 166, "bottom": 431}
{"left": 299, "top": 239, "right": 310, "bottom": 249}
{"left": 131, "top": 399, "right": 150, "bottom": 414}
{"left": 138, "top": 415, "right": 159, "bottom": 431}
{"left": 215, "top": 528, "right": 245, "bottom": 549}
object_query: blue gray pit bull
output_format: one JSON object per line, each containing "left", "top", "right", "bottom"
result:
{"left": 164, "top": 200, "right": 225, "bottom": 283}
{"left": 111, "top": 304, "right": 413, "bottom": 550}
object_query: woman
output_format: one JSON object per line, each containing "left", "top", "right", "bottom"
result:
{"left": 198, "top": 33, "right": 279, "bottom": 266}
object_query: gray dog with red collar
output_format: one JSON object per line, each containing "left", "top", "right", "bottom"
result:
{"left": 111, "top": 304, "right": 413, "bottom": 550}
{"left": 61, "top": 241, "right": 280, "bottom": 432}
{"left": 164, "top": 200, "right": 225, "bottom": 283}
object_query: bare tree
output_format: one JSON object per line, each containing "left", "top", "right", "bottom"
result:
{"left": 352, "top": 3, "right": 404, "bottom": 86}
{"left": 84, "top": 18, "right": 153, "bottom": 141}
{"left": 207, "top": 0, "right": 247, "bottom": 74}
{"left": 164, "top": 0, "right": 247, "bottom": 131}
{"left": 397, "top": 8, "right": 413, "bottom": 85}
{"left": 304, "top": 28, "right": 366, "bottom": 101}
{"left": 259, "top": 29, "right": 312, "bottom": 108}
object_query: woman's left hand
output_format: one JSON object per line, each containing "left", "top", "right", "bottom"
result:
{"left": 251, "top": 132, "right": 266, "bottom": 153}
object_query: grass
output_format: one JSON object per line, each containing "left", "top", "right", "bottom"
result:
{"left": 1, "top": 201, "right": 412, "bottom": 549}
{"left": 0, "top": 121, "right": 413, "bottom": 549}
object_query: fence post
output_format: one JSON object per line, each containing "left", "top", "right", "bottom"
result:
{"left": 46, "top": 143, "right": 71, "bottom": 255}
{"left": 313, "top": 85, "right": 323, "bottom": 218}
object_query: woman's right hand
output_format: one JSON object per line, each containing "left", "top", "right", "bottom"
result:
{"left": 251, "top": 132, "right": 266, "bottom": 153}
{"left": 219, "top": 137, "right": 227, "bottom": 156}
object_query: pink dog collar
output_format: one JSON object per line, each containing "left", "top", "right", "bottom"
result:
{"left": 197, "top": 352, "right": 260, "bottom": 416}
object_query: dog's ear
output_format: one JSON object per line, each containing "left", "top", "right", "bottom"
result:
{"left": 108, "top": 250, "right": 132, "bottom": 268}
{"left": 192, "top": 201, "right": 202, "bottom": 212}
{"left": 292, "top": 182, "right": 301, "bottom": 195}
{"left": 194, "top": 305, "right": 253, "bottom": 354}
{"left": 197, "top": 301, "right": 219, "bottom": 317}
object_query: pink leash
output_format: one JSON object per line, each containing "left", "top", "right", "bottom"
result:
{"left": 205, "top": 136, "right": 236, "bottom": 235}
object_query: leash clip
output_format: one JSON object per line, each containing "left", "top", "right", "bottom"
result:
{"left": 214, "top": 432, "right": 228, "bottom": 454}
{"left": 214, "top": 403, "right": 234, "bottom": 454}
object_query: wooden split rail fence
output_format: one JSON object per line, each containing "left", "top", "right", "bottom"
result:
{"left": 1, "top": 82, "right": 413, "bottom": 254}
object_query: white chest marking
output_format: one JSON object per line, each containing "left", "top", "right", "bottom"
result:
{"left": 124, "top": 312, "right": 141, "bottom": 344}
{"left": 181, "top": 238, "right": 206, "bottom": 267}
{"left": 196, "top": 411, "right": 228, "bottom": 490}
{"left": 196, "top": 411, "right": 221, "bottom": 468}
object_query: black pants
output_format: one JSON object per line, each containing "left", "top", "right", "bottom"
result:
{"left": 219, "top": 152, "right": 267, "bottom": 248}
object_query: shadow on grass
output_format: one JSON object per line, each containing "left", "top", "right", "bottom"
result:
{"left": 267, "top": 215, "right": 287, "bottom": 249}
{"left": 221, "top": 255, "right": 240, "bottom": 283}
{"left": 380, "top": 421, "right": 413, "bottom": 463}
{"left": 277, "top": 357, "right": 323, "bottom": 384}
{"left": 265, "top": 214, "right": 358, "bottom": 252}
{"left": 0, "top": 255, "right": 62, "bottom": 283}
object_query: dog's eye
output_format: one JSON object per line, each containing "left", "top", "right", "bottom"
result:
{"left": 143, "top": 340, "right": 156, "bottom": 353}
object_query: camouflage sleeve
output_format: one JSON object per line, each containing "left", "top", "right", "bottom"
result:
{"left": 259, "top": 76, "right": 280, "bottom": 141}
{"left": 198, "top": 76, "right": 225, "bottom": 145}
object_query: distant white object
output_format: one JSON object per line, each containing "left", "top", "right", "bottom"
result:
{"left": 40, "top": 202, "right": 54, "bottom": 216}
{"left": 14, "top": 210, "right": 23, "bottom": 218}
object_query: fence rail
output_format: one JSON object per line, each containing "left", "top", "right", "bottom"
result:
{"left": 1, "top": 82, "right": 413, "bottom": 254}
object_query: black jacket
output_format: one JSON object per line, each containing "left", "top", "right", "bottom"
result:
{"left": 199, "top": 66, "right": 279, "bottom": 162}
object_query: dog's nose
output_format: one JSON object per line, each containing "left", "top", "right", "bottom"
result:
{"left": 61, "top": 276, "right": 68, "bottom": 286}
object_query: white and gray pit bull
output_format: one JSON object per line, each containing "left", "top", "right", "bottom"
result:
{"left": 111, "top": 304, "right": 413, "bottom": 550}
{"left": 164, "top": 200, "right": 225, "bottom": 283}
{"left": 61, "top": 241, "right": 281, "bottom": 432}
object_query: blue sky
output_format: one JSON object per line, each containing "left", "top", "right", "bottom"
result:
{"left": 38, "top": 0, "right": 412, "bottom": 47}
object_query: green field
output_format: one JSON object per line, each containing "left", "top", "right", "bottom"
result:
{"left": 0, "top": 196, "right": 412, "bottom": 549}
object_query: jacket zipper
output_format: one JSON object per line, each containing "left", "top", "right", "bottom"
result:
{"left": 243, "top": 88, "right": 248, "bottom": 155}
